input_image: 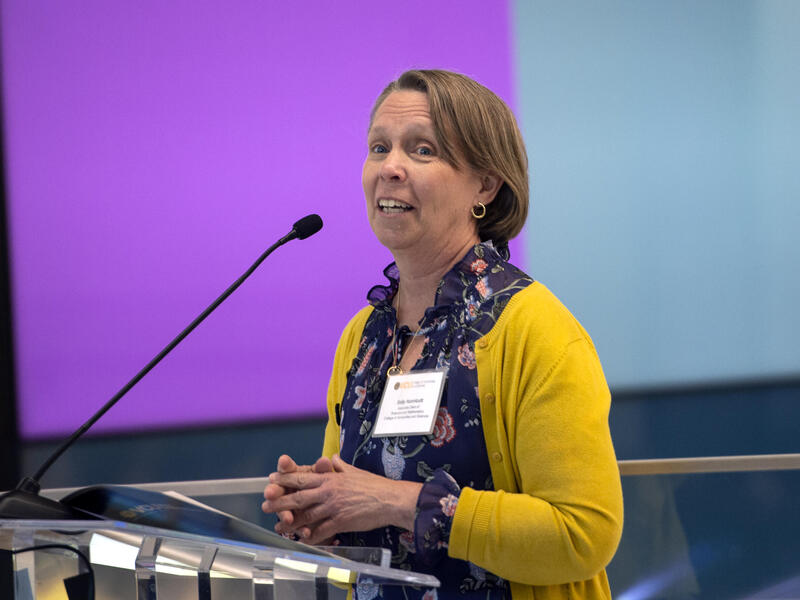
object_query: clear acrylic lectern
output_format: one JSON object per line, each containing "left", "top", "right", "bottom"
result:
{"left": 1, "top": 518, "right": 439, "bottom": 599}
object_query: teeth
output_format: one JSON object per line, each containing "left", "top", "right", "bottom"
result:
{"left": 378, "top": 199, "right": 412, "bottom": 212}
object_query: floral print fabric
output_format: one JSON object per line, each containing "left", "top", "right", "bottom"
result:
{"left": 337, "top": 242, "right": 532, "bottom": 599}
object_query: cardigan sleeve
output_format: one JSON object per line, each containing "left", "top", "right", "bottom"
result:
{"left": 448, "top": 284, "right": 624, "bottom": 586}
{"left": 322, "top": 306, "right": 373, "bottom": 458}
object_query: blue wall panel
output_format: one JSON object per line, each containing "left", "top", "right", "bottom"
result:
{"left": 513, "top": 1, "right": 800, "bottom": 388}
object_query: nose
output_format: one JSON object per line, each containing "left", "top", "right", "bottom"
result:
{"left": 379, "top": 149, "right": 407, "bottom": 182}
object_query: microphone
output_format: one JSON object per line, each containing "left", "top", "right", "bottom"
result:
{"left": 0, "top": 214, "right": 324, "bottom": 519}
{"left": 289, "top": 214, "right": 323, "bottom": 240}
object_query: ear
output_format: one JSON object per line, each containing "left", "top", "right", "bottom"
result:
{"left": 477, "top": 172, "right": 503, "bottom": 205}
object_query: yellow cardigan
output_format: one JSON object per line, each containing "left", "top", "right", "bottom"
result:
{"left": 322, "top": 282, "right": 624, "bottom": 599}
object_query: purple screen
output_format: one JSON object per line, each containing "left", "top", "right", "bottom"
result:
{"left": 1, "top": 1, "right": 519, "bottom": 438}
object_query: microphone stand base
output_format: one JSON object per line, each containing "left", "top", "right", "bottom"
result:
{"left": 0, "top": 489, "right": 98, "bottom": 520}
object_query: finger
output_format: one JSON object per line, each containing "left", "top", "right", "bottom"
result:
{"left": 270, "top": 470, "right": 325, "bottom": 490}
{"left": 283, "top": 502, "right": 333, "bottom": 534}
{"left": 277, "top": 454, "right": 298, "bottom": 473}
{"left": 275, "top": 503, "right": 333, "bottom": 537}
{"left": 262, "top": 498, "right": 292, "bottom": 517}
{"left": 274, "top": 521, "right": 292, "bottom": 536}
{"left": 277, "top": 455, "right": 316, "bottom": 473}
{"left": 331, "top": 454, "right": 351, "bottom": 472}
{"left": 294, "top": 517, "right": 323, "bottom": 543}
{"left": 278, "top": 518, "right": 309, "bottom": 538}
{"left": 277, "top": 455, "right": 318, "bottom": 475}
{"left": 274, "top": 513, "right": 300, "bottom": 536}
{"left": 275, "top": 521, "right": 301, "bottom": 537}
{"left": 313, "top": 456, "right": 334, "bottom": 473}
{"left": 272, "top": 509, "right": 299, "bottom": 535}
{"left": 304, "top": 519, "right": 340, "bottom": 546}
{"left": 265, "top": 486, "right": 325, "bottom": 513}
{"left": 263, "top": 482, "right": 291, "bottom": 501}
{"left": 261, "top": 496, "right": 294, "bottom": 520}
{"left": 260, "top": 489, "right": 298, "bottom": 525}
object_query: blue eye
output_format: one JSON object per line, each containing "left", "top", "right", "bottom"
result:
{"left": 371, "top": 144, "right": 388, "bottom": 154}
{"left": 416, "top": 146, "right": 433, "bottom": 156}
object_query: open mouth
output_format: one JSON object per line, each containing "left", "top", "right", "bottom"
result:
{"left": 378, "top": 199, "right": 413, "bottom": 214}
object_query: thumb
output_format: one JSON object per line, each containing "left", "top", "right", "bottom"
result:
{"left": 313, "top": 456, "right": 334, "bottom": 473}
{"left": 331, "top": 454, "right": 351, "bottom": 472}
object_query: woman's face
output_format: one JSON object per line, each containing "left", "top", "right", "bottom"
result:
{"left": 363, "top": 90, "right": 487, "bottom": 259}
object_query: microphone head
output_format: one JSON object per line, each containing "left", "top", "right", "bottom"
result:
{"left": 293, "top": 214, "right": 323, "bottom": 240}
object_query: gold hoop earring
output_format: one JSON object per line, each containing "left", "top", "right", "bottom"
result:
{"left": 471, "top": 202, "right": 487, "bottom": 219}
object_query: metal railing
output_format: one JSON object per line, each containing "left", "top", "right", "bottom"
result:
{"left": 38, "top": 452, "right": 800, "bottom": 499}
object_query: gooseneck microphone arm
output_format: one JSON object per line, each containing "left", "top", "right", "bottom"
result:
{"left": 18, "top": 214, "right": 323, "bottom": 494}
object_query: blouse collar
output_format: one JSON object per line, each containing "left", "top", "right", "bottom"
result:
{"left": 366, "top": 241, "right": 505, "bottom": 309}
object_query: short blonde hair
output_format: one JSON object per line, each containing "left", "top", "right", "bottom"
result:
{"left": 370, "top": 70, "right": 529, "bottom": 252}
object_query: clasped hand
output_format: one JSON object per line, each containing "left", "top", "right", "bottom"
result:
{"left": 261, "top": 454, "right": 422, "bottom": 545}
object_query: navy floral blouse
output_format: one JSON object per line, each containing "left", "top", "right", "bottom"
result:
{"left": 336, "top": 242, "right": 533, "bottom": 600}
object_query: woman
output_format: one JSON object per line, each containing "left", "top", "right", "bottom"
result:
{"left": 262, "top": 69, "right": 623, "bottom": 599}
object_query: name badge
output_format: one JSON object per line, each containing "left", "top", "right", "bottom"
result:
{"left": 373, "top": 368, "right": 447, "bottom": 437}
